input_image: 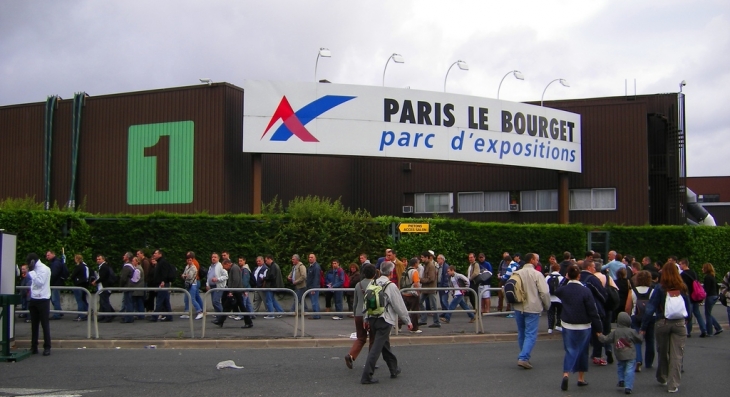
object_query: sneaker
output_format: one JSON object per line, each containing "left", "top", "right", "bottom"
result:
{"left": 264, "top": 315, "right": 276, "bottom": 319}
{"left": 606, "top": 351, "right": 614, "bottom": 364}
{"left": 517, "top": 360, "right": 533, "bottom": 369}
{"left": 228, "top": 315, "right": 235, "bottom": 319}
{"left": 548, "top": 329, "right": 553, "bottom": 334}
{"left": 469, "top": 318, "right": 476, "bottom": 323}
{"left": 332, "top": 316, "right": 343, "bottom": 320}
{"left": 233, "top": 316, "right": 242, "bottom": 321}
{"left": 428, "top": 323, "right": 441, "bottom": 328}
{"left": 438, "top": 316, "right": 448, "bottom": 322}
{"left": 506, "top": 314, "right": 515, "bottom": 318}
{"left": 635, "top": 362, "right": 642, "bottom": 372}
{"left": 195, "top": 312, "right": 204, "bottom": 320}
{"left": 180, "top": 315, "right": 190, "bottom": 319}
{"left": 555, "top": 326, "right": 563, "bottom": 332}
{"left": 668, "top": 387, "right": 679, "bottom": 393}
{"left": 592, "top": 357, "right": 607, "bottom": 366}
{"left": 410, "top": 329, "right": 422, "bottom": 334}
{"left": 617, "top": 381, "right": 625, "bottom": 388}
{"left": 625, "top": 388, "right": 632, "bottom": 394}
{"left": 714, "top": 329, "right": 723, "bottom": 335}
{"left": 276, "top": 315, "right": 283, "bottom": 318}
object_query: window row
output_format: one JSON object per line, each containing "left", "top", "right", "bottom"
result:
{"left": 413, "top": 188, "right": 616, "bottom": 213}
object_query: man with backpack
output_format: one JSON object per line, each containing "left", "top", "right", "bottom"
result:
{"left": 511, "top": 253, "right": 551, "bottom": 369}
{"left": 545, "top": 263, "right": 564, "bottom": 333}
{"left": 400, "top": 258, "right": 421, "bottom": 334}
{"left": 361, "top": 261, "right": 413, "bottom": 384}
{"left": 119, "top": 252, "right": 136, "bottom": 323}
{"left": 501, "top": 253, "right": 523, "bottom": 318}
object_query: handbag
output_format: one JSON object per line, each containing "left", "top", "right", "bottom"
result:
{"left": 476, "top": 270, "right": 492, "bottom": 284}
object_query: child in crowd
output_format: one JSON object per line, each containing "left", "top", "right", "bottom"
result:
{"left": 598, "top": 312, "right": 644, "bottom": 394}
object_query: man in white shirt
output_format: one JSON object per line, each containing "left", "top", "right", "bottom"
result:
{"left": 27, "top": 253, "right": 52, "bottom": 356}
{"left": 440, "top": 265, "right": 476, "bottom": 323}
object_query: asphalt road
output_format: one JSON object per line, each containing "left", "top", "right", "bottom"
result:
{"left": 2, "top": 333, "right": 728, "bottom": 397}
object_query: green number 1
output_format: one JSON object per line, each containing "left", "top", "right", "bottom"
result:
{"left": 127, "top": 121, "right": 194, "bottom": 205}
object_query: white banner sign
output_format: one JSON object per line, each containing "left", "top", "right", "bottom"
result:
{"left": 243, "top": 80, "right": 581, "bottom": 173}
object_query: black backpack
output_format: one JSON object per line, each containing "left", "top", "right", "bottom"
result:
{"left": 604, "top": 277, "right": 621, "bottom": 312}
{"left": 198, "top": 265, "right": 208, "bottom": 281}
{"left": 547, "top": 274, "right": 560, "bottom": 295}
{"left": 632, "top": 286, "right": 652, "bottom": 320}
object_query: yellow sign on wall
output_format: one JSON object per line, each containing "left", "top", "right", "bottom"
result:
{"left": 398, "top": 223, "right": 430, "bottom": 233}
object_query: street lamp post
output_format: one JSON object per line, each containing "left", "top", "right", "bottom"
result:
{"left": 541, "top": 78, "right": 570, "bottom": 106}
{"left": 382, "top": 53, "right": 405, "bottom": 86}
{"left": 496, "top": 70, "right": 524, "bottom": 99}
{"left": 444, "top": 60, "right": 469, "bottom": 92}
{"left": 315, "top": 48, "right": 331, "bottom": 82}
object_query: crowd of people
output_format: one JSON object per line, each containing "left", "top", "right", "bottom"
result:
{"left": 15, "top": 247, "right": 730, "bottom": 392}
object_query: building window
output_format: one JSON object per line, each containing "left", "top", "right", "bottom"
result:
{"left": 415, "top": 193, "right": 453, "bottom": 213}
{"left": 698, "top": 194, "right": 720, "bottom": 203}
{"left": 485, "top": 191, "right": 510, "bottom": 212}
{"left": 458, "top": 192, "right": 483, "bottom": 213}
{"left": 521, "top": 190, "right": 558, "bottom": 211}
{"left": 570, "top": 188, "right": 616, "bottom": 210}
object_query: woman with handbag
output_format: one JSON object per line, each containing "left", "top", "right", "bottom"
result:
{"left": 181, "top": 255, "right": 203, "bottom": 320}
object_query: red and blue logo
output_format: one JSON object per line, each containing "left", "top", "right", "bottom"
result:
{"left": 261, "top": 95, "right": 356, "bottom": 142}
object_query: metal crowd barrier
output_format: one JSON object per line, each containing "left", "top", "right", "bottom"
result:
{"left": 201, "top": 287, "right": 298, "bottom": 338}
{"left": 398, "top": 286, "right": 485, "bottom": 334}
{"left": 97, "top": 287, "right": 195, "bottom": 338}
{"left": 15, "top": 285, "right": 96, "bottom": 339}
{"left": 298, "top": 287, "right": 354, "bottom": 337}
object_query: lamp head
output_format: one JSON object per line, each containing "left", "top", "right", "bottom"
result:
{"left": 391, "top": 53, "right": 405, "bottom": 63}
{"left": 680, "top": 80, "right": 686, "bottom": 87}
{"left": 559, "top": 79, "right": 570, "bottom": 87}
{"left": 318, "top": 48, "right": 331, "bottom": 57}
{"left": 513, "top": 70, "right": 525, "bottom": 80}
{"left": 199, "top": 78, "right": 212, "bottom": 86}
{"left": 456, "top": 60, "right": 469, "bottom": 70}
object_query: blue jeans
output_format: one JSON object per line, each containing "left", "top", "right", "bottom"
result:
{"left": 184, "top": 281, "right": 203, "bottom": 313}
{"left": 72, "top": 289, "right": 88, "bottom": 319}
{"left": 514, "top": 311, "right": 540, "bottom": 361}
{"left": 332, "top": 290, "right": 343, "bottom": 313}
{"left": 562, "top": 327, "right": 590, "bottom": 372}
{"left": 686, "top": 300, "right": 707, "bottom": 335}
{"left": 617, "top": 359, "right": 636, "bottom": 389}
{"left": 419, "top": 293, "right": 440, "bottom": 325}
{"left": 439, "top": 290, "right": 449, "bottom": 311}
{"left": 631, "top": 316, "right": 655, "bottom": 367}
{"left": 292, "top": 288, "right": 309, "bottom": 312}
{"left": 704, "top": 295, "right": 722, "bottom": 333}
{"left": 310, "top": 291, "right": 321, "bottom": 318}
{"left": 155, "top": 286, "right": 172, "bottom": 320}
{"left": 133, "top": 295, "right": 145, "bottom": 319}
{"left": 265, "top": 291, "right": 284, "bottom": 313}
{"left": 51, "top": 288, "right": 62, "bottom": 317}
{"left": 444, "top": 294, "right": 474, "bottom": 321}
{"left": 123, "top": 291, "right": 135, "bottom": 322}
{"left": 211, "top": 289, "right": 223, "bottom": 313}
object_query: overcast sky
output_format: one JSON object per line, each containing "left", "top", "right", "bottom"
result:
{"left": 2, "top": 0, "right": 728, "bottom": 176}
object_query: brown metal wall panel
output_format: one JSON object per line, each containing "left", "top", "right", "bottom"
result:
{"left": 0, "top": 103, "right": 46, "bottom": 201}
{"left": 73, "top": 84, "right": 234, "bottom": 213}
{"left": 50, "top": 100, "right": 73, "bottom": 208}
{"left": 686, "top": 177, "right": 730, "bottom": 202}
{"left": 222, "top": 86, "right": 250, "bottom": 213}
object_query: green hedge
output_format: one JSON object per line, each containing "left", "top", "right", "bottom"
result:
{"left": 2, "top": 207, "right": 728, "bottom": 287}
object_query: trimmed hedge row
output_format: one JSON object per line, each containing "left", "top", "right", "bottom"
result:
{"left": 1, "top": 210, "right": 728, "bottom": 287}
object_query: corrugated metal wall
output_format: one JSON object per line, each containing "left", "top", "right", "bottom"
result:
{"left": 0, "top": 84, "right": 245, "bottom": 214}
{"left": 1, "top": 87, "right": 683, "bottom": 225}
{"left": 0, "top": 103, "right": 46, "bottom": 202}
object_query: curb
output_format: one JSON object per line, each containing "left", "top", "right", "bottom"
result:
{"left": 13, "top": 332, "right": 565, "bottom": 349}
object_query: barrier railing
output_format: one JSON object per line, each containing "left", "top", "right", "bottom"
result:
{"left": 96, "top": 287, "right": 195, "bottom": 338}
{"left": 15, "top": 285, "right": 96, "bottom": 339}
{"left": 298, "top": 287, "right": 354, "bottom": 337}
{"left": 398, "top": 286, "right": 485, "bottom": 334}
{"left": 201, "top": 288, "right": 298, "bottom": 338}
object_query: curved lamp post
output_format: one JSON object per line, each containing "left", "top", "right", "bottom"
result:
{"left": 541, "top": 78, "right": 570, "bottom": 106}
{"left": 314, "top": 48, "right": 331, "bottom": 82}
{"left": 496, "top": 70, "right": 524, "bottom": 99}
{"left": 382, "top": 53, "right": 405, "bottom": 86}
{"left": 444, "top": 60, "right": 468, "bottom": 92}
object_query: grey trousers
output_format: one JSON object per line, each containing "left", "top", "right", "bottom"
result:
{"left": 654, "top": 318, "right": 686, "bottom": 390}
